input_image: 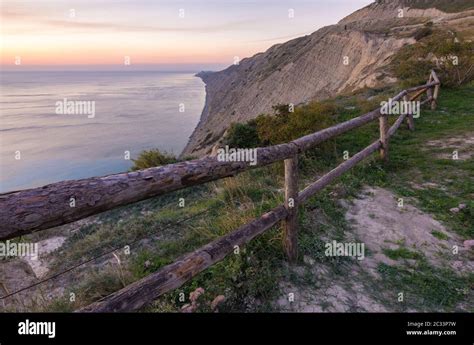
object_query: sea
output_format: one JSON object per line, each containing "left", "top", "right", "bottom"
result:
{"left": 0, "top": 71, "right": 206, "bottom": 193}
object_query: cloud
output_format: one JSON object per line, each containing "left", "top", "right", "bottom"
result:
{"left": 45, "top": 18, "right": 255, "bottom": 32}
{"left": 247, "top": 32, "right": 311, "bottom": 43}
{"left": 2, "top": 9, "right": 256, "bottom": 35}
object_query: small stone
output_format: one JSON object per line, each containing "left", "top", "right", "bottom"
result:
{"left": 181, "top": 304, "right": 195, "bottom": 313}
{"left": 458, "top": 203, "right": 467, "bottom": 210}
{"left": 450, "top": 207, "right": 460, "bottom": 213}
{"left": 463, "top": 240, "right": 474, "bottom": 249}
{"left": 143, "top": 260, "right": 151, "bottom": 268}
{"left": 189, "top": 287, "right": 205, "bottom": 303}
{"left": 211, "top": 295, "right": 226, "bottom": 311}
{"left": 303, "top": 255, "right": 315, "bottom": 266}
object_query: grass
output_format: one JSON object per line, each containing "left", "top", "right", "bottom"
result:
{"left": 382, "top": 85, "right": 474, "bottom": 238}
{"left": 23, "top": 82, "right": 473, "bottom": 313}
{"left": 431, "top": 230, "right": 449, "bottom": 240}
{"left": 401, "top": 0, "right": 474, "bottom": 13}
{"left": 377, "top": 261, "right": 474, "bottom": 311}
{"left": 382, "top": 247, "right": 423, "bottom": 261}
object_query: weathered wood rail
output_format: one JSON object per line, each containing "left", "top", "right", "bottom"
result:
{"left": 0, "top": 71, "right": 440, "bottom": 312}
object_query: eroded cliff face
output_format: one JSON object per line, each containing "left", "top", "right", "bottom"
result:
{"left": 182, "top": 1, "right": 474, "bottom": 157}
{"left": 339, "top": 0, "right": 474, "bottom": 24}
{"left": 338, "top": 0, "right": 444, "bottom": 24}
{"left": 182, "top": 26, "right": 411, "bottom": 157}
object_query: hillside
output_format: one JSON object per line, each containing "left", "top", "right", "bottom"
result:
{"left": 182, "top": 0, "right": 474, "bottom": 157}
{"left": 1, "top": 0, "right": 473, "bottom": 315}
{"left": 339, "top": 0, "right": 474, "bottom": 24}
{"left": 2, "top": 81, "right": 473, "bottom": 312}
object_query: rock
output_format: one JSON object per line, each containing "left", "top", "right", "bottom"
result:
{"left": 181, "top": 304, "right": 195, "bottom": 313}
{"left": 303, "top": 255, "right": 315, "bottom": 266}
{"left": 458, "top": 203, "right": 467, "bottom": 210}
{"left": 463, "top": 240, "right": 474, "bottom": 249}
{"left": 211, "top": 295, "right": 226, "bottom": 311}
{"left": 189, "top": 287, "right": 205, "bottom": 303}
{"left": 450, "top": 207, "right": 460, "bottom": 213}
{"left": 143, "top": 260, "right": 151, "bottom": 268}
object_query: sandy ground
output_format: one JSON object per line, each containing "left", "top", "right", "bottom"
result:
{"left": 345, "top": 187, "right": 472, "bottom": 274}
{"left": 0, "top": 236, "right": 67, "bottom": 311}
{"left": 425, "top": 133, "right": 474, "bottom": 160}
{"left": 21, "top": 236, "right": 67, "bottom": 279}
{"left": 277, "top": 186, "right": 473, "bottom": 312}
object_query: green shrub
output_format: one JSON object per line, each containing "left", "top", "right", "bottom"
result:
{"left": 223, "top": 120, "right": 261, "bottom": 148}
{"left": 222, "top": 101, "right": 339, "bottom": 165}
{"left": 130, "top": 149, "right": 178, "bottom": 170}
{"left": 255, "top": 101, "right": 338, "bottom": 145}
{"left": 391, "top": 30, "right": 474, "bottom": 88}
{"left": 413, "top": 27, "right": 433, "bottom": 41}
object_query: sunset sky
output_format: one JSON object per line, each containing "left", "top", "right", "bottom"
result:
{"left": 1, "top": 0, "right": 372, "bottom": 70}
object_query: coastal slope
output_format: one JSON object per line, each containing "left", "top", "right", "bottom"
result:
{"left": 182, "top": 0, "right": 474, "bottom": 157}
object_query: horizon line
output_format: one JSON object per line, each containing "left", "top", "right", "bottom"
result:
{"left": 0, "top": 63, "right": 230, "bottom": 72}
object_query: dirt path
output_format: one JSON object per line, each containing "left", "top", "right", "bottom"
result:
{"left": 276, "top": 186, "right": 473, "bottom": 312}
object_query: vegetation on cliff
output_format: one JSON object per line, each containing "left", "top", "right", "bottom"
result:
{"left": 391, "top": 28, "right": 474, "bottom": 88}
{"left": 26, "top": 80, "right": 473, "bottom": 313}
{"left": 5, "top": 1, "right": 473, "bottom": 312}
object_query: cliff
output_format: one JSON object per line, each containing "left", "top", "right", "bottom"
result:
{"left": 182, "top": 0, "right": 474, "bottom": 157}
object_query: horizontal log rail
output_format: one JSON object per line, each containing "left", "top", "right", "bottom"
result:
{"left": 0, "top": 74, "right": 440, "bottom": 241}
{"left": 80, "top": 205, "right": 289, "bottom": 312}
{"left": 81, "top": 140, "right": 382, "bottom": 312}
{"left": 1, "top": 71, "right": 440, "bottom": 312}
{"left": 77, "top": 71, "right": 440, "bottom": 312}
{"left": 298, "top": 140, "right": 382, "bottom": 204}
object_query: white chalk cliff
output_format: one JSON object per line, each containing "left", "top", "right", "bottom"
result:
{"left": 182, "top": 0, "right": 474, "bottom": 157}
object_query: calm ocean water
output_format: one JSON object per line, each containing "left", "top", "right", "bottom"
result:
{"left": 0, "top": 71, "right": 206, "bottom": 193}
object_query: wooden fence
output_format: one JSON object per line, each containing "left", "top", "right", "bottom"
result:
{"left": 0, "top": 71, "right": 440, "bottom": 312}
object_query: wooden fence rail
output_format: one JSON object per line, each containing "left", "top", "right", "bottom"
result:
{"left": 0, "top": 71, "right": 440, "bottom": 312}
{"left": 0, "top": 78, "right": 440, "bottom": 241}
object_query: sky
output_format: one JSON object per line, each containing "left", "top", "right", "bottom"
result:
{"left": 1, "top": 0, "right": 373, "bottom": 71}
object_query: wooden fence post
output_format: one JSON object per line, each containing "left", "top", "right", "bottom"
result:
{"left": 379, "top": 114, "right": 389, "bottom": 162}
{"left": 426, "top": 74, "right": 433, "bottom": 100}
{"left": 283, "top": 155, "right": 299, "bottom": 263}
{"left": 431, "top": 70, "right": 440, "bottom": 110}
{"left": 404, "top": 95, "right": 415, "bottom": 131}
